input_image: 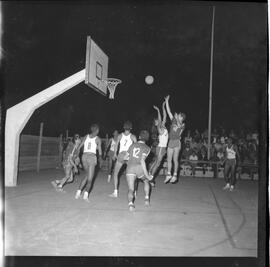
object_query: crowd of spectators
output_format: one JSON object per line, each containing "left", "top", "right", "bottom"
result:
{"left": 181, "top": 127, "right": 259, "bottom": 165}
{"left": 150, "top": 126, "right": 259, "bottom": 169}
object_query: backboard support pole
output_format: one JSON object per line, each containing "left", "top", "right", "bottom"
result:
{"left": 5, "top": 69, "right": 85, "bottom": 187}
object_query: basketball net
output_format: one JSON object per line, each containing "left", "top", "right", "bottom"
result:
{"left": 103, "top": 78, "right": 122, "bottom": 99}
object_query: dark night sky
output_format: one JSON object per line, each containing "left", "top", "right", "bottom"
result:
{"left": 2, "top": 1, "right": 268, "bottom": 137}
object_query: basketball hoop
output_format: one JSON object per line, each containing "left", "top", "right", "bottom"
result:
{"left": 103, "top": 78, "right": 122, "bottom": 99}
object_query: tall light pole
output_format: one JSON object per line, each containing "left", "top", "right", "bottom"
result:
{"left": 207, "top": 6, "right": 216, "bottom": 160}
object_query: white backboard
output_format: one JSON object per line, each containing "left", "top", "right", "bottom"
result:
{"left": 85, "top": 36, "right": 109, "bottom": 95}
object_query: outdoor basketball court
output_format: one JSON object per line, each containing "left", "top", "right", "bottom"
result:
{"left": 5, "top": 169, "right": 258, "bottom": 256}
{"left": 3, "top": 22, "right": 262, "bottom": 259}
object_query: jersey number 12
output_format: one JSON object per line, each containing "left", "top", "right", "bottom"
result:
{"left": 133, "top": 148, "right": 140, "bottom": 158}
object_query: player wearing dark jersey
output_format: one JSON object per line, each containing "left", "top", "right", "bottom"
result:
{"left": 125, "top": 130, "right": 152, "bottom": 211}
{"left": 51, "top": 135, "right": 81, "bottom": 191}
{"left": 164, "top": 95, "right": 186, "bottom": 184}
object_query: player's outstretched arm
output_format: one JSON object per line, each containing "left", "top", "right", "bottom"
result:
{"left": 162, "top": 101, "right": 167, "bottom": 126}
{"left": 164, "top": 95, "right": 173, "bottom": 120}
{"left": 153, "top": 105, "right": 161, "bottom": 123}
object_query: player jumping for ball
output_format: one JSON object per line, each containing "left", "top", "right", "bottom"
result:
{"left": 149, "top": 101, "right": 169, "bottom": 186}
{"left": 75, "top": 124, "right": 102, "bottom": 202}
{"left": 51, "top": 135, "right": 81, "bottom": 191}
{"left": 125, "top": 130, "right": 153, "bottom": 211}
{"left": 109, "top": 121, "right": 137, "bottom": 198}
{"left": 164, "top": 95, "right": 186, "bottom": 184}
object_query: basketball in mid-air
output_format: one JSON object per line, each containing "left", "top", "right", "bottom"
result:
{"left": 145, "top": 75, "right": 154, "bottom": 85}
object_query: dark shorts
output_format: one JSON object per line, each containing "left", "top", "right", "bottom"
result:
{"left": 117, "top": 151, "right": 128, "bottom": 164}
{"left": 168, "top": 139, "right": 181, "bottom": 149}
{"left": 74, "top": 156, "right": 80, "bottom": 166}
{"left": 108, "top": 150, "right": 115, "bottom": 159}
{"left": 126, "top": 164, "right": 145, "bottom": 179}
{"left": 225, "top": 158, "right": 236, "bottom": 167}
{"left": 156, "top": 146, "right": 167, "bottom": 158}
{"left": 82, "top": 153, "right": 97, "bottom": 169}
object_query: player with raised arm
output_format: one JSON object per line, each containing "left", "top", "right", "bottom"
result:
{"left": 164, "top": 95, "right": 186, "bottom": 184}
{"left": 149, "top": 101, "right": 169, "bottom": 186}
{"left": 74, "top": 124, "right": 102, "bottom": 202}
{"left": 109, "top": 121, "right": 137, "bottom": 198}
{"left": 223, "top": 138, "right": 240, "bottom": 191}
{"left": 51, "top": 135, "right": 81, "bottom": 191}
{"left": 125, "top": 130, "right": 153, "bottom": 211}
{"left": 104, "top": 130, "right": 119, "bottom": 183}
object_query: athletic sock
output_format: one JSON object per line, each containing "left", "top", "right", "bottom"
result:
{"left": 75, "top": 190, "right": 81, "bottom": 199}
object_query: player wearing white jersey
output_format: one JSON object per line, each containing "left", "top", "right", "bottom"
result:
{"left": 109, "top": 121, "right": 137, "bottom": 198}
{"left": 149, "top": 101, "right": 168, "bottom": 186}
{"left": 223, "top": 138, "right": 240, "bottom": 191}
{"left": 104, "top": 130, "right": 119, "bottom": 183}
{"left": 75, "top": 124, "right": 102, "bottom": 202}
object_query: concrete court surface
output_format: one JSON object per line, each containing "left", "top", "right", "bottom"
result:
{"left": 5, "top": 168, "right": 258, "bottom": 256}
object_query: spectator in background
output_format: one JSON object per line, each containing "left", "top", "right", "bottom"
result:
{"left": 193, "top": 129, "right": 201, "bottom": 143}
{"left": 189, "top": 150, "right": 198, "bottom": 176}
{"left": 247, "top": 140, "right": 257, "bottom": 164}
{"left": 212, "top": 128, "right": 218, "bottom": 143}
{"left": 210, "top": 142, "right": 216, "bottom": 159}
{"left": 199, "top": 145, "right": 208, "bottom": 175}
{"left": 217, "top": 149, "right": 225, "bottom": 162}
{"left": 210, "top": 151, "right": 220, "bottom": 178}
{"left": 201, "top": 129, "right": 208, "bottom": 140}
{"left": 182, "top": 142, "right": 192, "bottom": 160}
{"left": 252, "top": 131, "right": 259, "bottom": 146}
{"left": 229, "top": 129, "right": 236, "bottom": 139}
{"left": 214, "top": 138, "right": 223, "bottom": 153}
{"left": 185, "top": 130, "right": 192, "bottom": 144}
{"left": 246, "top": 131, "right": 252, "bottom": 141}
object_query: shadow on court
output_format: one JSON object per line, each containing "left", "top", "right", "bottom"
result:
{"left": 5, "top": 169, "right": 258, "bottom": 256}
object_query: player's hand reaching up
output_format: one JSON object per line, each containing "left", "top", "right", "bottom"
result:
{"left": 153, "top": 105, "right": 159, "bottom": 110}
{"left": 164, "top": 95, "right": 170, "bottom": 101}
